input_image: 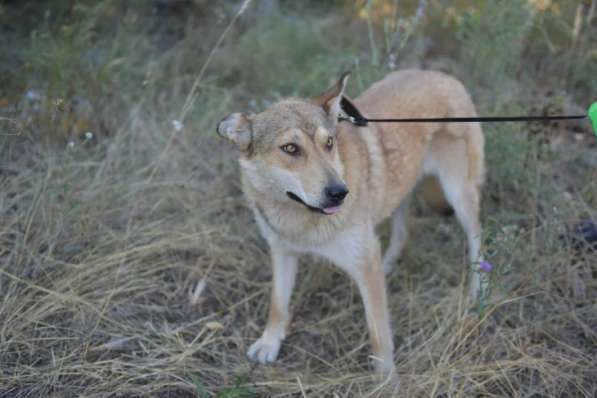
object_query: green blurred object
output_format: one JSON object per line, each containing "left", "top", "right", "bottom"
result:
{"left": 589, "top": 102, "right": 597, "bottom": 137}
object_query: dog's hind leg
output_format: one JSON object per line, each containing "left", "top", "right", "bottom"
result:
{"left": 247, "top": 246, "right": 298, "bottom": 364}
{"left": 428, "top": 130, "right": 485, "bottom": 301}
{"left": 442, "top": 178, "right": 484, "bottom": 301}
{"left": 382, "top": 196, "right": 411, "bottom": 275}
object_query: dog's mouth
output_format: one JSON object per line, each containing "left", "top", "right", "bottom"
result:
{"left": 286, "top": 192, "right": 343, "bottom": 215}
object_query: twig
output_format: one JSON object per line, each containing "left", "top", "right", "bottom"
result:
{"left": 148, "top": 0, "right": 252, "bottom": 183}
{"left": 179, "top": 0, "right": 252, "bottom": 121}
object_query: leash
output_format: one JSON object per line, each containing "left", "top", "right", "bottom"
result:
{"left": 338, "top": 100, "right": 597, "bottom": 137}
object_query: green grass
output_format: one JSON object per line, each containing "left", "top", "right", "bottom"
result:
{"left": 1, "top": 1, "right": 596, "bottom": 396}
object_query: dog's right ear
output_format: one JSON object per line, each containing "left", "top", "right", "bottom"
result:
{"left": 217, "top": 113, "right": 252, "bottom": 152}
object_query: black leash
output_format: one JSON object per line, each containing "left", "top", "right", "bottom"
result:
{"left": 338, "top": 97, "right": 597, "bottom": 136}
{"left": 339, "top": 114, "right": 587, "bottom": 127}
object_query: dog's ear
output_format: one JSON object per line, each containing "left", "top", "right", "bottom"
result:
{"left": 313, "top": 72, "right": 350, "bottom": 121}
{"left": 217, "top": 112, "right": 253, "bottom": 152}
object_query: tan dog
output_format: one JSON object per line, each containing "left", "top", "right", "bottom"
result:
{"left": 217, "top": 70, "right": 485, "bottom": 373}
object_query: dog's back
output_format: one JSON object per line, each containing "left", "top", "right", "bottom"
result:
{"left": 352, "top": 69, "right": 485, "bottom": 222}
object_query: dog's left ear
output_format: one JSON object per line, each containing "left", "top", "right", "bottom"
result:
{"left": 313, "top": 72, "right": 350, "bottom": 121}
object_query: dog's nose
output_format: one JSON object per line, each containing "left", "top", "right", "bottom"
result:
{"left": 325, "top": 184, "right": 349, "bottom": 203}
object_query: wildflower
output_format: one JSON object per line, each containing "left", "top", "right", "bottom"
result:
{"left": 84, "top": 131, "right": 93, "bottom": 140}
{"left": 479, "top": 260, "right": 493, "bottom": 273}
{"left": 171, "top": 120, "right": 183, "bottom": 132}
{"left": 25, "top": 90, "right": 42, "bottom": 101}
{"left": 67, "top": 141, "right": 75, "bottom": 148}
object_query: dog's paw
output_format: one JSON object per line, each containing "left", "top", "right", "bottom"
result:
{"left": 372, "top": 355, "right": 396, "bottom": 374}
{"left": 247, "top": 336, "right": 281, "bottom": 364}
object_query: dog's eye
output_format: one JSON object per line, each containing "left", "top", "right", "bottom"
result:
{"left": 281, "top": 143, "right": 299, "bottom": 155}
{"left": 325, "top": 137, "right": 334, "bottom": 151}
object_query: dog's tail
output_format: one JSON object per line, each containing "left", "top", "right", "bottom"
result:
{"left": 446, "top": 76, "right": 486, "bottom": 189}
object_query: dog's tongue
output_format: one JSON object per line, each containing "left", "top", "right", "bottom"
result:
{"left": 323, "top": 206, "right": 342, "bottom": 215}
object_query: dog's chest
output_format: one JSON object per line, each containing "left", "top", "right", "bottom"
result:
{"left": 253, "top": 207, "right": 368, "bottom": 267}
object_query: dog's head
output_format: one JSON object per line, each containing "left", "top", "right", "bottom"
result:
{"left": 217, "top": 73, "right": 352, "bottom": 215}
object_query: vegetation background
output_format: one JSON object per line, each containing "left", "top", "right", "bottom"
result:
{"left": 1, "top": 0, "right": 596, "bottom": 396}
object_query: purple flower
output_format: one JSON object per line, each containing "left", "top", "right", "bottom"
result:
{"left": 479, "top": 261, "right": 493, "bottom": 273}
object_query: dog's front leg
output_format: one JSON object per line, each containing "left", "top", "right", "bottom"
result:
{"left": 354, "top": 247, "right": 395, "bottom": 373}
{"left": 247, "top": 245, "right": 298, "bottom": 364}
{"left": 333, "top": 228, "right": 395, "bottom": 373}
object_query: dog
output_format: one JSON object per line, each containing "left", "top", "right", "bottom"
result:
{"left": 217, "top": 70, "right": 485, "bottom": 373}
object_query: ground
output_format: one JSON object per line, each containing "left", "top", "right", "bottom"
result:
{"left": 1, "top": 1, "right": 596, "bottom": 397}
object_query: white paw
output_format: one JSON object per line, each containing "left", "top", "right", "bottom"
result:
{"left": 372, "top": 355, "right": 395, "bottom": 374}
{"left": 247, "top": 336, "right": 281, "bottom": 364}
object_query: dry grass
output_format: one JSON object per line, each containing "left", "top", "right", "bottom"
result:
{"left": 1, "top": 1, "right": 596, "bottom": 397}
